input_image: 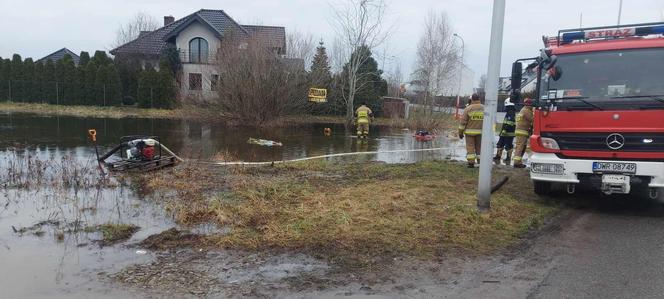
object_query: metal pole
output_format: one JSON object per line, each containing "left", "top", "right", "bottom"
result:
{"left": 56, "top": 82, "right": 59, "bottom": 105}
{"left": 453, "top": 33, "right": 465, "bottom": 98}
{"left": 8, "top": 80, "right": 11, "bottom": 102}
{"left": 477, "top": 0, "right": 506, "bottom": 212}
{"left": 617, "top": 0, "right": 623, "bottom": 25}
{"left": 453, "top": 33, "right": 465, "bottom": 118}
{"left": 103, "top": 84, "right": 106, "bottom": 106}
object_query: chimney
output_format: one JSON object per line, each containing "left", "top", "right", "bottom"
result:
{"left": 164, "top": 15, "right": 175, "bottom": 26}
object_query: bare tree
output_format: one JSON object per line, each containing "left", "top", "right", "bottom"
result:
{"left": 214, "top": 35, "right": 309, "bottom": 126}
{"left": 386, "top": 62, "right": 403, "bottom": 97}
{"left": 413, "top": 12, "right": 460, "bottom": 109}
{"left": 477, "top": 74, "right": 487, "bottom": 97}
{"left": 330, "top": 0, "right": 389, "bottom": 127}
{"left": 113, "top": 12, "right": 160, "bottom": 48}
{"left": 286, "top": 30, "right": 316, "bottom": 70}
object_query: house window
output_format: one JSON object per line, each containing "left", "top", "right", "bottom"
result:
{"left": 189, "top": 37, "right": 209, "bottom": 63}
{"left": 211, "top": 74, "right": 219, "bottom": 91}
{"left": 189, "top": 73, "right": 202, "bottom": 90}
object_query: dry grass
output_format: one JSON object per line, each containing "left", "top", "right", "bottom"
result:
{"left": 98, "top": 223, "right": 140, "bottom": 244}
{"left": 0, "top": 102, "right": 218, "bottom": 120}
{"left": 147, "top": 161, "right": 556, "bottom": 265}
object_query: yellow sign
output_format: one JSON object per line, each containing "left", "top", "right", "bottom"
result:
{"left": 308, "top": 88, "right": 327, "bottom": 103}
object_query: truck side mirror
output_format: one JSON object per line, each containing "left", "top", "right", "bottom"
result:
{"left": 511, "top": 61, "right": 523, "bottom": 91}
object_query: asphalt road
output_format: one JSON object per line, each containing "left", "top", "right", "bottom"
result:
{"left": 446, "top": 193, "right": 664, "bottom": 299}
{"left": 530, "top": 195, "right": 664, "bottom": 299}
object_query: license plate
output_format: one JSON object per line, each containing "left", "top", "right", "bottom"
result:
{"left": 592, "top": 162, "right": 636, "bottom": 174}
{"left": 602, "top": 174, "right": 630, "bottom": 185}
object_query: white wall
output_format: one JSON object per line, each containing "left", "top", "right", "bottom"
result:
{"left": 175, "top": 21, "right": 221, "bottom": 101}
{"left": 181, "top": 64, "right": 218, "bottom": 100}
{"left": 175, "top": 21, "right": 221, "bottom": 58}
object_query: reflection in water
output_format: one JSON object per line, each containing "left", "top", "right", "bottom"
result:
{"left": 0, "top": 113, "right": 464, "bottom": 164}
{"left": 0, "top": 112, "right": 466, "bottom": 298}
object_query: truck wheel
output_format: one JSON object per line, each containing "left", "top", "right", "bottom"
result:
{"left": 534, "top": 181, "right": 551, "bottom": 196}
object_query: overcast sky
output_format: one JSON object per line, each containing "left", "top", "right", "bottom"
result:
{"left": 1, "top": 0, "right": 663, "bottom": 85}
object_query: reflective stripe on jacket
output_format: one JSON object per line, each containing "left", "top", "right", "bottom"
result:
{"left": 459, "top": 101, "right": 484, "bottom": 135}
{"left": 499, "top": 111, "right": 516, "bottom": 137}
{"left": 515, "top": 106, "right": 534, "bottom": 137}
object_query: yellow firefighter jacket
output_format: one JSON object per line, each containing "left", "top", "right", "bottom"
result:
{"left": 356, "top": 105, "right": 372, "bottom": 124}
{"left": 459, "top": 101, "right": 484, "bottom": 136}
{"left": 515, "top": 106, "right": 534, "bottom": 137}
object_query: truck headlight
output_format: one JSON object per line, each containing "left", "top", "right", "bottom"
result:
{"left": 540, "top": 137, "right": 560, "bottom": 150}
{"left": 531, "top": 163, "right": 564, "bottom": 175}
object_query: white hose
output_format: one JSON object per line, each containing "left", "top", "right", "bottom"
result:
{"left": 152, "top": 140, "right": 184, "bottom": 162}
{"left": 212, "top": 147, "right": 453, "bottom": 166}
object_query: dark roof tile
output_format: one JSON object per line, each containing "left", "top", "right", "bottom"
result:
{"left": 111, "top": 9, "right": 285, "bottom": 57}
{"left": 37, "top": 48, "right": 81, "bottom": 65}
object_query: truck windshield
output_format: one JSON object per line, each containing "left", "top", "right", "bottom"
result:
{"left": 539, "top": 48, "right": 664, "bottom": 110}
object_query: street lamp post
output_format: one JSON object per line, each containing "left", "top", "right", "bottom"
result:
{"left": 477, "top": 0, "right": 506, "bottom": 211}
{"left": 453, "top": 33, "right": 465, "bottom": 117}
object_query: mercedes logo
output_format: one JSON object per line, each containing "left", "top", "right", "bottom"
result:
{"left": 606, "top": 133, "right": 625, "bottom": 150}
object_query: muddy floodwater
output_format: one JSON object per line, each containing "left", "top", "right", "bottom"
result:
{"left": 0, "top": 112, "right": 466, "bottom": 298}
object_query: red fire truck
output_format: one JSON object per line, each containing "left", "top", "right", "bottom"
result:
{"left": 509, "top": 22, "right": 664, "bottom": 198}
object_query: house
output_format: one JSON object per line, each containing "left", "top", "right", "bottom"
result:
{"left": 110, "top": 9, "right": 288, "bottom": 102}
{"left": 37, "top": 48, "right": 81, "bottom": 65}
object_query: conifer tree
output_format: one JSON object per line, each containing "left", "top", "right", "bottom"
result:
{"left": 11, "top": 54, "right": 23, "bottom": 102}
{"left": 61, "top": 56, "right": 77, "bottom": 104}
{"left": 92, "top": 51, "right": 111, "bottom": 67}
{"left": 43, "top": 60, "right": 57, "bottom": 104}
{"left": 79, "top": 51, "right": 90, "bottom": 66}
{"left": 310, "top": 41, "right": 332, "bottom": 87}
{"left": 23, "top": 58, "right": 36, "bottom": 102}
{"left": 54, "top": 59, "right": 65, "bottom": 103}
{"left": 84, "top": 61, "right": 98, "bottom": 105}
{"left": 105, "top": 64, "right": 122, "bottom": 106}
{"left": 154, "top": 69, "right": 177, "bottom": 109}
{"left": 0, "top": 58, "right": 6, "bottom": 101}
{"left": 94, "top": 64, "right": 109, "bottom": 105}
{"left": 33, "top": 61, "right": 45, "bottom": 103}
{"left": 137, "top": 68, "right": 157, "bottom": 108}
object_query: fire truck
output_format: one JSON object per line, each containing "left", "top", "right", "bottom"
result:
{"left": 509, "top": 22, "right": 664, "bottom": 198}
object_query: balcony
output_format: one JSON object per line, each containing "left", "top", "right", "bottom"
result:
{"left": 179, "top": 50, "right": 216, "bottom": 64}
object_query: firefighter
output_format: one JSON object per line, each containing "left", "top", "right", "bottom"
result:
{"left": 355, "top": 103, "right": 373, "bottom": 139}
{"left": 459, "top": 93, "right": 484, "bottom": 168}
{"left": 494, "top": 98, "right": 516, "bottom": 165}
{"left": 513, "top": 98, "right": 534, "bottom": 168}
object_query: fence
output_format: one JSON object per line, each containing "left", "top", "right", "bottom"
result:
{"left": 0, "top": 79, "right": 172, "bottom": 109}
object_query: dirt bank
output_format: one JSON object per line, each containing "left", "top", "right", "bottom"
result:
{"left": 110, "top": 160, "right": 559, "bottom": 297}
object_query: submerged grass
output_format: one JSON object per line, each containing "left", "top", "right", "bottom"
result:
{"left": 96, "top": 223, "right": 140, "bottom": 244}
{"left": 149, "top": 161, "right": 556, "bottom": 265}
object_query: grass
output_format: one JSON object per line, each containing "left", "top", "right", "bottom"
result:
{"left": 85, "top": 223, "right": 140, "bottom": 245}
{"left": 147, "top": 160, "right": 557, "bottom": 266}
{"left": 0, "top": 102, "right": 458, "bottom": 132}
{"left": 0, "top": 102, "right": 217, "bottom": 120}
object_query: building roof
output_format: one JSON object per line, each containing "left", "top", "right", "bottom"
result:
{"left": 111, "top": 9, "right": 285, "bottom": 57}
{"left": 37, "top": 48, "right": 80, "bottom": 65}
{"left": 243, "top": 25, "right": 286, "bottom": 52}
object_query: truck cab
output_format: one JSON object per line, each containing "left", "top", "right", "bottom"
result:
{"left": 514, "top": 22, "right": 664, "bottom": 198}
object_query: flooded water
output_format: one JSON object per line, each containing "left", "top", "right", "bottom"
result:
{"left": 0, "top": 112, "right": 467, "bottom": 298}
{"left": 0, "top": 113, "right": 464, "bottom": 164}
